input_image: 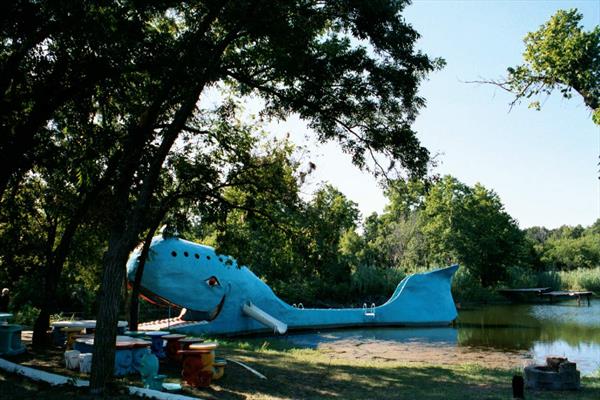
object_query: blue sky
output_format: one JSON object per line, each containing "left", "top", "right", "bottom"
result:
{"left": 266, "top": 0, "right": 600, "bottom": 230}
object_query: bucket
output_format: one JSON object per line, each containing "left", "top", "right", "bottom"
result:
{"left": 79, "top": 353, "right": 93, "bottom": 374}
{"left": 64, "top": 350, "right": 81, "bottom": 370}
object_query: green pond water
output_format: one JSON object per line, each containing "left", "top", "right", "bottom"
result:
{"left": 283, "top": 300, "right": 600, "bottom": 375}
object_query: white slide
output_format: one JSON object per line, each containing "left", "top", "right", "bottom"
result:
{"left": 242, "top": 302, "right": 288, "bottom": 334}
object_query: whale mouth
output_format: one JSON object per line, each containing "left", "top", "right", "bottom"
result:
{"left": 179, "top": 295, "right": 226, "bottom": 322}
{"left": 138, "top": 287, "right": 226, "bottom": 322}
{"left": 206, "top": 294, "right": 226, "bottom": 321}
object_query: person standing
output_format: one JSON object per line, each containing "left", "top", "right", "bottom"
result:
{"left": 0, "top": 288, "right": 9, "bottom": 312}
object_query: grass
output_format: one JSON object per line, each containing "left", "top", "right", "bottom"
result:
{"left": 557, "top": 267, "right": 600, "bottom": 293}
{"left": 1, "top": 339, "right": 599, "bottom": 399}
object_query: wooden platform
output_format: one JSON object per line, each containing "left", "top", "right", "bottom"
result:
{"left": 498, "top": 287, "right": 593, "bottom": 306}
{"left": 542, "top": 291, "right": 593, "bottom": 306}
{"left": 498, "top": 288, "right": 551, "bottom": 302}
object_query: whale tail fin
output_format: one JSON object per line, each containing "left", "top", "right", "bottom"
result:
{"left": 381, "top": 264, "right": 459, "bottom": 324}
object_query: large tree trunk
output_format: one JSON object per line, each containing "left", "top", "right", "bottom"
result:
{"left": 88, "top": 21, "right": 229, "bottom": 392}
{"left": 31, "top": 192, "right": 98, "bottom": 347}
{"left": 32, "top": 256, "right": 61, "bottom": 348}
{"left": 32, "top": 308, "right": 51, "bottom": 348}
{"left": 89, "top": 236, "right": 133, "bottom": 394}
{"left": 129, "top": 222, "right": 161, "bottom": 331}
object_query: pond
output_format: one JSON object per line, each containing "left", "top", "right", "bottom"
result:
{"left": 280, "top": 300, "right": 600, "bottom": 376}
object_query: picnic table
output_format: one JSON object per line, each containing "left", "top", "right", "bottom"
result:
{"left": 0, "top": 313, "right": 26, "bottom": 355}
{"left": 144, "top": 331, "right": 169, "bottom": 359}
{"left": 73, "top": 335, "right": 152, "bottom": 376}
{"left": 51, "top": 320, "right": 128, "bottom": 346}
{"left": 0, "top": 313, "right": 12, "bottom": 325}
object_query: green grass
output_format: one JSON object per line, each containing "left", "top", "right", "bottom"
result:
{"left": 2, "top": 340, "right": 599, "bottom": 399}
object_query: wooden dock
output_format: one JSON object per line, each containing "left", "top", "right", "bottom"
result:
{"left": 497, "top": 287, "right": 551, "bottom": 302}
{"left": 542, "top": 291, "right": 593, "bottom": 306}
{"left": 498, "top": 288, "right": 594, "bottom": 306}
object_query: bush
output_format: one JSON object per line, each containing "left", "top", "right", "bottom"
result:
{"left": 503, "top": 265, "right": 538, "bottom": 288}
{"left": 350, "top": 264, "right": 405, "bottom": 304}
{"left": 535, "top": 270, "right": 562, "bottom": 290}
{"left": 451, "top": 267, "right": 496, "bottom": 303}
{"left": 13, "top": 304, "right": 40, "bottom": 327}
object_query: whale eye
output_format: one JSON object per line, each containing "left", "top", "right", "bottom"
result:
{"left": 205, "top": 276, "right": 220, "bottom": 288}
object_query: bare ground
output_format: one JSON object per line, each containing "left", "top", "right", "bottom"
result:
{"left": 313, "top": 338, "right": 533, "bottom": 369}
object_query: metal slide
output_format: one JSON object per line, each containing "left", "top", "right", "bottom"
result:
{"left": 242, "top": 301, "right": 288, "bottom": 334}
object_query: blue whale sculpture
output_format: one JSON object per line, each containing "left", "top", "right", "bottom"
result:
{"left": 127, "top": 236, "right": 459, "bottom": 336}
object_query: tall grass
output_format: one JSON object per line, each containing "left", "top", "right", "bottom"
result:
{"left": 350, "top": 264, "right": 405, "bottom": 303}
{"left": 557, "top": 267, "right": 600, "bottom": 293}
{"left": 452, "top": 267, "right": 496, "bottom": 303}
{"left": 452, "top": 265, "right": 600, "bottom": 303}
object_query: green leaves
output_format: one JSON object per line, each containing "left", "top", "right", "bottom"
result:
{"left": 505, "top": 8, "right": 600, "bottom": 124}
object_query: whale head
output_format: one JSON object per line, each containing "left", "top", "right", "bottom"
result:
{"left": 126, "top": 236, "right": 240, "bottom": 320}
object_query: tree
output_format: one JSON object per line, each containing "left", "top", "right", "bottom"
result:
{"left": 203, "top": 143, "right": 361, "bottom": 305}
{"left": 201, "top": 140, "right": 314, "bottom": 302}
{"left": 3, "top": 1, "right": 442, "bottom": 392}
{"left": 480, "top": 9, "right": 600, "bottom": 124}
{"left": 87, "top": 1, "right": 442, "bottom": 392}
{"left": 529, "top": 219, "right": 600, "bottom": 270}
{"left": 303, "top": 184, "right": 360, "bottom": 302}
{"left": 0, "top": 1, "right": 156, "bottom": 198}
{"left": 420, "top": 176, "right": 527, "bottom": 286}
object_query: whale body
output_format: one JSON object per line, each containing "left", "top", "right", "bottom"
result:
{"left": 126, "top": 236, "right": 459, "bottom": 336}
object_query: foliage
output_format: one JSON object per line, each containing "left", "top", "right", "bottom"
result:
{"left": 349, "top": 264, "right": 405, "bottom": 304}
{"left": 525, "top": 220, "right": 600, "bottom": 270}
{"left": 12, "top": 304, "right": 40, "bottom": 327}
{"left": 541, "top": 231, "right": 600, "bottom": 270}
{"left": 451, "top": 267, "right": 496, "bottom": 303}
{"left": 419, "top": 176, "right": 527, "bottom": 286}
{"left": 534, "top": 270, "right": 562, "bottom": 290}
{"left": 558, "top": 267, "right": 600, "bottom": 293}
{"left": 201, "top": 142, "right": 363, "bottom": 305}
{"left": 497, "top": 9, "right": 600, "bottom": 123}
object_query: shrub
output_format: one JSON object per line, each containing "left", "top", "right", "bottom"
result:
{"left": 350, "top": 264, "right": 405, "bottom": 304}
{"left": 451, "top": 267, "right": 495, "bottom": 303}
{"left": 503, "top": 265, "right": 537, "bottom": 288}
{"left": 535, "top": 270, "right": 562, "bottom": 290}
{"left": 13, "top": 304, "right": 40, "bottom": 327}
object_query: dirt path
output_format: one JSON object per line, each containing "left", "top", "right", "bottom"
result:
{"left": 315, "top": 338, "right": 532, "bottom": 369}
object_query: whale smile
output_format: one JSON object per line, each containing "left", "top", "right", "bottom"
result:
{"left": 139, "top": 286, "right": 227, "bottom": 322}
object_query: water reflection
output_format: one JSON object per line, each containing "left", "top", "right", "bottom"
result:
{"left": 283, "top": 300, "right": 600, "bottom": 375}
{"left": 457, "top": 301, "right": 600, "bottom": 375}
{"left": 286, "top": 326, "right": 457, "bottom": 348}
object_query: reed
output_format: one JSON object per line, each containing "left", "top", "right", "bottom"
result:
{"left": 557, "top": 267, "right": 600, "bottom": 293}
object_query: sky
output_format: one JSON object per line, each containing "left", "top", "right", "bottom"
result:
{"left": 255, "top": 0, "right": 600, "bottom": 229}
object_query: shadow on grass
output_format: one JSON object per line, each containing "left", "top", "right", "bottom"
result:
{"left": 186, "top": 345, "right": 600, "bottom": 400}
{"left": 2, "top": 343, "right": 599, "bottom": 400}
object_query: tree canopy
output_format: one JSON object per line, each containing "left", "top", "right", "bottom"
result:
{"left": 2, "top": 0, "right": 444, "bottom": 392}
{"left": 482, "top": 9, "right": 600, "bottom": 124}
